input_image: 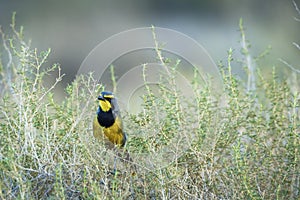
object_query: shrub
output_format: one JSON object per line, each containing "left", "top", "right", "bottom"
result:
{"left": 0, "top": 14, "right": 299, "bottom": 199}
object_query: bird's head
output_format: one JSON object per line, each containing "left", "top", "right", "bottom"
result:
{"left": 98, "top": 91, "right": 115, "bottom": 112}
{"left": 101, "top": 91, "right": 114, "bottom": 100}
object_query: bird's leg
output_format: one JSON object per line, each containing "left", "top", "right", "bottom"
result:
{"left": 110, "top": 145, "right": 121, "bottom": 175}
{"left": 112, "top": 155, "right": 117, "bottom": 175}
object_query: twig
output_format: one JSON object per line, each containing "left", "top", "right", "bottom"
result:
{"left": 0, "top": 26, "right": 15, "bottom": 96}
{"left": 293, "top": 0, "right": 300, "bottom": 21}
{"left": 279, "top": 58, "right": 300, "bottom": 73}
{"left": 28, "top": 65, "right": 65, "bottom": 124}
{"left": 239, "top": 18, "right": 256, "bottom": 92}
{"left": 293, "top": 42, "right": 300, "bottom": 50}
{"left": 151, "top": 25, "right": 170, "bottom": 76}
{"left": 37, "top": 65, "right": 64, "bottom": 103}
{"left": 110, "top": 65, "right": 117, "bottom": 94}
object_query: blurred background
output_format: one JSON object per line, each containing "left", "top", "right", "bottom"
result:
{"left": 0, "top": 0, "right": 299, "bottom": 100}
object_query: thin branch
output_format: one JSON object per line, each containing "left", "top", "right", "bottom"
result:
{"left": 279, "top": 58, "right": 300, "bottom": 73}
{"left": 293, "top": 0, "right": 300, "bottom": 21}
{"left": 151, "top": 25, "right": 170, "bottom": 76}
{"left": 0, "top": 26, "right": 14, "bottom": 96}
{"left": 28, "top": 65, "right": 65, "bottom": 123}
{"left": 293, "top": 42, "right": 300, "bottom": 50}
{"left": 110, "top": 65, "right": 117, "bottom": 94}
{"left": 37, "top": 64, "right": 64, "bottom": 103}
{"left": 239, "top": 18, "right": 256, "bottom": 92}
{"left": 293, "top": 0, "right": 300, "bottom": 15}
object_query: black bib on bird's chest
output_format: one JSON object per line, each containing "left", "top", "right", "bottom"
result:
{"left": 97, "top": 107, "right": 115, "bottom": 128}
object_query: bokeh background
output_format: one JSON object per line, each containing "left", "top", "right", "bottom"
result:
{"left": 1, "top": 0, "right": 299, "bottom": 100}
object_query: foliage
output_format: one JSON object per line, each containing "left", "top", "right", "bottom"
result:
{"left": 0, "top": 14, "right": 299, "bottom": 199}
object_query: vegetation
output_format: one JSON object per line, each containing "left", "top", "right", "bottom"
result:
{"left": 0, "top": 14, "right": 299, "bottom": 199}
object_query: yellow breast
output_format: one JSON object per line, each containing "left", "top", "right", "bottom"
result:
{"left": 93, "top": 116, "right": 125, "bottom": 147}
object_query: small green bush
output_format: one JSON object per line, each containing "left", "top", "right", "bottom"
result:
{"left": 0, "top": 15, "right": 299, "bottom": 199}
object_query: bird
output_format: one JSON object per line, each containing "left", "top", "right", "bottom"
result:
{"left": 93, "top": 91, "right": 135, "bottom": 174}
{"left": 93, "top": 91, "right": 127, "bottom": 148}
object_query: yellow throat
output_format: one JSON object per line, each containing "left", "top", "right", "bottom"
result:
{"left": 99, "top": 100, "right": 111, "bottom": 112}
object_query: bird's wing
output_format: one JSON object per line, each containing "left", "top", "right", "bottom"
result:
{"left": 111, "top": 98, "right": 127, "bottom": 146}
{"left": 111, "top": 98, "right": 122, "bottom": 119}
